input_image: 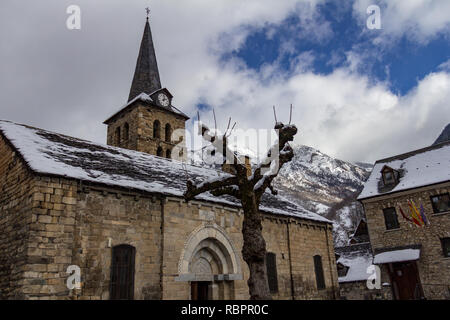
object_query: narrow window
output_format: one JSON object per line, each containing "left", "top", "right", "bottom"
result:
{"left": 157, "top": 146, "right": 163, "bottom": 157}
{"left": 314, "top": 255, "right": 326, "bottom": 290}
{"left": 383, "top": 207, "right": 400, "bottom": 230}
{"left": 430, "top": 193, "right": 450, "bottom": 214}
{"left": 123, "top": 123, "right": 129, "bottom": 141}
{"left": 266, "top": 252, "right": 278, "bottom": 294}
{"left": 165, "top": 123, "right": 172, "bottom": 142}
{"left": 441, "top": 238, "right": 450, "bottom": 258}
{"left": 383, "top": 171, "right": 394, "bottom": 184}
{"left": 166, "top": 149, "right": 171, "bottom": 159}
{"left": 381, "top": 166, "right": 398, "bottom": 186}
{"left": 115, "top": 127, "right": 121, "bottom": 145}
{"left": 110, "top": 244, "right": 135, "bottom": 300}
{"left": 153, "top": 120, "right": 161, "bottom": 139}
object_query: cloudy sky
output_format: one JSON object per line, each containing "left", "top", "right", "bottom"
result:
{"left": 0, "top": 0, "right": 449, "bottom": 163}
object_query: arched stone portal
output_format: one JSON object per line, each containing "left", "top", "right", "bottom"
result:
{"left": 175, "top": 224, "right": 243, "bottom": 300}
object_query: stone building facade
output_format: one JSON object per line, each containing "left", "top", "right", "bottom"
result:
{"left": 105, "top": 102, "right": 187, "bottom": 159}
{"left": 0, "top": 123, "right": 338, "bottom": 300}
{"left": 335, "top": 242, "right": 392, "bottom": 300}
{"left": 0, "top": 18, "right": 339, "bottom": 300}
{"left": 335, "top": 220, "right": 392, "bottom": 300}
{"left": 358, "top": 142, "right": 450, "bottom": 300}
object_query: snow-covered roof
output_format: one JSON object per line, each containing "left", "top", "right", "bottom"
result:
{"left": 373, "top": 247, "right": 421, "bottom": 264}
{"left": 335, "top": 243, "right": 373, "bottom": 283}
{"left": 104, "top": 92, "right": 189, "bottom": 124}
{"left": 358, "top": 142, "right": 450, "bottom": 200}
{"left": 0, "top": 120, "right": 330, "bottom": 224}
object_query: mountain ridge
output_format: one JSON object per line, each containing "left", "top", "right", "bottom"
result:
{"left": 274, "top": 145, "right": 371, "bottom": 246}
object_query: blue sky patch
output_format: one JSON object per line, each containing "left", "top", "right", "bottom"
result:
{"left": 221, "top": 2, "right": 450, "bottom": 96}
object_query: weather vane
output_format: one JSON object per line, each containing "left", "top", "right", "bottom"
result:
{"left": 146, "top": 7, "right": 150, "bottom": 19}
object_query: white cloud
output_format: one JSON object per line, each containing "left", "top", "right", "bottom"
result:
{"left": 438, "top": 59, "right": 450, "bottom": 71}
{"left": 190, "top": 53, "right": 450, "bottom": 163}
{"left": 0, "top": 0, "right": 448, "bottom": 165}
{"left": 353, "top": 0, "right": 450, "bottom": 44}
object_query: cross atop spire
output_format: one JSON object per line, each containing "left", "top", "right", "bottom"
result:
{"left": 128, "top": 16, "right": 162, "bottom": 102}
{"left": 146, "top": 7, "right": 150, "bottom": 20}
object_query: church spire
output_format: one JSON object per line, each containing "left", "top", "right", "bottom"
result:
{"left": 128, "top": 15, "right": 162, "bottom": 102}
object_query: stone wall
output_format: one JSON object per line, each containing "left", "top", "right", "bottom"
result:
{"left": 73, "top": 187, "right": 163, "bottom": 300}
{"left": 24, "top": 176, "right": 78, "bottom": 299}
{"left": 107, "top": 103, "right": 186, "bottom": 159}
{"left": 160, "top": 198, "right": 338, "bottom": 300}
{"left": 106, "top": 107, "right": 140, "bottom": 152}
{"left": 286, "top": 220, "right": 339, "bottom": 299}
{"left": 1, "top": 137, "right": 338, "bottom": 300}
{"left": 339, "top": 281, "right": 392, "bottom": 300}
{"left": 0, "top": 136, "right": 78, "bottom": 299}
{"left": 0, "top": 136, "right": 34, "bottom": 299}
{"left": 362, "top": 182, "right": 450, "bottom": 299}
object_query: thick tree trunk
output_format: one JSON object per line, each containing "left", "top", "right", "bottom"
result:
{"left": 241, "top": 192, "right": 271, "bottom": 300}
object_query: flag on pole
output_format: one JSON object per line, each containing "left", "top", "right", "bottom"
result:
{"left": 411, "top": 200, "right": 425, "bottom": 225}
{"left": 408, "top": 201, "right": 423, "bottom": 227}
{"left": 419, "top": 203, "right": 430, "bottom": 225}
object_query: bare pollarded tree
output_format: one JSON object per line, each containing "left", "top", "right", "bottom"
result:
{"left": 183, "top": 111, "right": 298, "bottom": 300}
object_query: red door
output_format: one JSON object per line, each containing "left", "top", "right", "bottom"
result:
{"left": 390, "top": 262, "right": 423, "bottom": 300}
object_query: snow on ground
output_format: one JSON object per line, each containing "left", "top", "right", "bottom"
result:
{"left": 336, "top": 243, "right": 373, "bottom": 283}
{"left": 338, "top": 255, "right": 373, "bottom": 283}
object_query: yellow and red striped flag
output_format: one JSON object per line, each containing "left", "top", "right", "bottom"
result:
{"left": 408, "top": 201, "right": 423, "bottom": 227}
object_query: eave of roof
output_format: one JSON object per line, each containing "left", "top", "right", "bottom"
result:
{"left": 103, "top": 93, "right": 190, "bottom": 124}
{"left": 0, "top": 120, "right": 330, "bottom": 225}
{"left": 358, "top": 179, "right": 450, "bottom": 201}
{"left": 358, "top": 141, "right": 450, "bottom": 201}
{"left": 376, "top": 140, "right": 450, "bottom": 164}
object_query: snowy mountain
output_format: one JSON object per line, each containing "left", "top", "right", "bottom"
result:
{"left": 189, "top": 143, "right": 372, "bottom": 246}
{"left": 273, "top": 145, "right": 372, "bottom": 246}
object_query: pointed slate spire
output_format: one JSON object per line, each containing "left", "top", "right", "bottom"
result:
{"left": 128, "top": 17, "right": 162, "bottom": 102}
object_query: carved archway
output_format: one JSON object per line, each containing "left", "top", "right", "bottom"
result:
{"left": 175, "top": 224, "right": 242, "bottom": 282}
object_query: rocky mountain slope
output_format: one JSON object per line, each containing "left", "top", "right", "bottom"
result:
{"left": 273, "top": 145, "right": 372, "bottom": 246}
{"left": 191, "top": 143, "right": 373, "bottom": 246}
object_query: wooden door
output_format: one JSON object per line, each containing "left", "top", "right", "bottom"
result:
{"left": 110, "top": 245, "right": 135, "bottom": 300}
{"left": 390, "top": 262, "right": 423, "bottom": 300}
{"left": 191, "top": 282, "right": 210, "bottom": 300}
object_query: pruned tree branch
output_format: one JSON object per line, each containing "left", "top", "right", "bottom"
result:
{"left": 184, "top": 109, "right": 298, "bottom": 300}
{"left": 210, "top": 185, "right": 242, "bottom": 198}
{"left": 198, "top": 121, "right": 247, "bottom": 176}
{"left": 185, "top": 176, "right": 238, "bottom": 201}
{"left": 253, "top": 144, "right": 294, "bottom": 198}
{"left": 251, "top": 123, "right": 297, "bottom": 198}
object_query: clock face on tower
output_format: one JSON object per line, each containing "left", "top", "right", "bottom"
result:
{"left": 158, "top": 93, "right": 170, "bottom": 107}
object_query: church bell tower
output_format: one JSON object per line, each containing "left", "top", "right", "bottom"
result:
{"left": 104, "top": 14, "right": 189, "bottom": 159}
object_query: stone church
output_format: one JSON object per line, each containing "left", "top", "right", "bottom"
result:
{"left": 0, "top": 18, "right": 338, "bottom": 300}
